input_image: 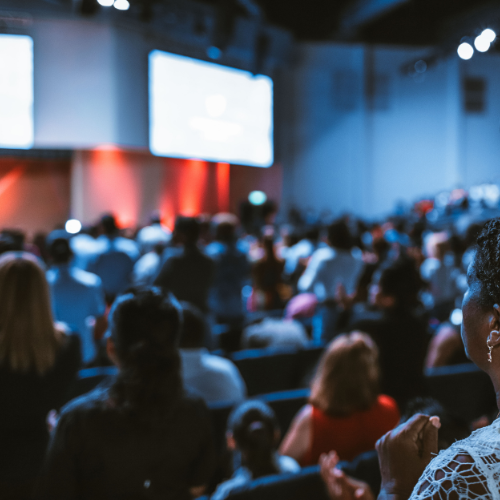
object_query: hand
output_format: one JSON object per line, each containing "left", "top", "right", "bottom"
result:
{"left": 376, "top": 413, "right": 440, "bottom": 498}
{"left": 320, "top": 451, "right": 375, "bottom": 500}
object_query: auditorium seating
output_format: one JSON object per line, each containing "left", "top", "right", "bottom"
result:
{"left": 424, "top": 363, "right": 497, "bottom": 423}
{"left": 230, "top": 343, "right": 324, "bottom": 396}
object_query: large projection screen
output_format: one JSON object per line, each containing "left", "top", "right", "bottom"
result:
{"left": 0, "top": 35, "right": 34, "bottom": 149}
{"left": 149, "top": 50, "right": 273, "bottom": 167}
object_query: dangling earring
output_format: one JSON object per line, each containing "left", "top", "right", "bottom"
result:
{"left": 488, "top": 331, "right": 500, "bottom": 363}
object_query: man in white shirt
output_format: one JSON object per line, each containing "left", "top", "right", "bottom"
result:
{"left": 298, "top": 220, "right": 364, "bottom": 342}
{"left": 179, "top": 302, "right": 246, "bottom": 404}
{"left": 46, "top": 237, "right": 107, "bottom": 365}
{"left": 298, "top": 220, "right": 364, "bottom": 300}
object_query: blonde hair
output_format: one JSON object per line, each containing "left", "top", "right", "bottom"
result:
{"left": 0, "top": 252, "right": 63, "bottom": 374}
{"left": 310, "top": 332, "right": 380, "bottom": 417}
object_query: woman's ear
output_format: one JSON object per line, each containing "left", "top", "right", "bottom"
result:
{"left": 488, "top": 304, "right": 500, "bottom": 345}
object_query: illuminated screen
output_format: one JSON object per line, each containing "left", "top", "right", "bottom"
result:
{"left": 0, "top": 35, "right": 34, "bottom": 149}
{"left": 149, "top": 50, "right": 273, "bottom": 167}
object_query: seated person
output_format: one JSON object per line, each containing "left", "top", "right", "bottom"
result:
{"left": 425, "top": 322, "right": 468, "bottom": 368}
{"left": 179, "top": 302, "right": 247, "bottom": 404}
{"left": 241, "top": 317, "right": 309, "bottom": 349}
{"left": 280, "top": 332, "right": 400, "bottom": 465}
{"left": 36, "top": 288, "right": 215, "bottom": 499}
{"left": 212, "top": 400, "right": 300, "bottom": 500}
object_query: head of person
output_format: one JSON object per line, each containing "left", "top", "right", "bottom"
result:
{"left": 226, "top": 400, "right": 280, "bottom": 479}
{"left": 327, "top": 220, "right": 353, "bottom": 251}
{"left": 173, "top": 216, "right": 200, "bottom": 246}
{"left": 304, "top": 226, "right": 320, "bottom": 243}
{"left": 47, "top": 237, "right": 73, "bottom": 265}
{"left": 0, "top": 252, "right": 63, "bottom": 374}
{"left": 107, "top": 287, "right": 183, "bottom": 423}
{"left": 310, "top": 332, "right": 380, "bottom": 417}
{"left": 462, "top": 218, "right": 500, "bottom": 370}
{"left": 211, "top": 213, "right": 239, "bottom": 244}
{"left": 149, "top": 210, "right": 162, "bottom": 225}
{"left": 100, "top": 213, "right": 119, "bottom": 236}
{"left": 370, "top": 258, "right": 423, "bottom": 310}
{"left": 178, "top": 302, "right": 206, "bottom": 349}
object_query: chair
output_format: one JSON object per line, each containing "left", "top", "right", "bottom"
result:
{"left": 425, "top": 363, "right": 497, "bottom": 423}
{"left": 231, "top": 347, "right": 299, "bottom": 396}
{"left": 260, "top": 388, "right": 310, "bottom": 437}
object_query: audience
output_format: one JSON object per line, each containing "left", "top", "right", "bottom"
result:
{"left": 212, "top": 400, "right": 300, "bottom": 500}
{"left": 0, "top": 252, "right": 81, "bottom": 498}
{"left": 179, "top": 302, "right": 247, "bottom": 404}
{"left": 1, "top": 202, "right": 494, "bottom": 499}
{"left": 36, "top": 287, "right": 215, "bottom": 499}
{"left": 280, "top": 332, "right": 400, "bottom": 465}
{"left": 155, "top": 216, "right": 215, "bottom": 312}
{"left": 46, "top": 236, "right": 107, "bottom": 365}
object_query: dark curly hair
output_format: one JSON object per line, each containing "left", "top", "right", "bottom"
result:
{"left": 472, "top": 218, "right": 500, "bottom": 307}
{"left": 108, "top": 287, "right": 183, "bottom": 426}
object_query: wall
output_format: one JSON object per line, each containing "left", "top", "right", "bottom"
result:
{"left": 0, "top": 157, "right": 70, "bottom": 235}
{"left": 71, "top": 149, "right": 283, "bottom": 229}
{"left": 282, "top": 43, "right": 500, "bottom": 219}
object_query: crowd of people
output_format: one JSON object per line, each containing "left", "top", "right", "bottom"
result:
{"left": 1, "top": 204, "right": 500, "bottom": 500}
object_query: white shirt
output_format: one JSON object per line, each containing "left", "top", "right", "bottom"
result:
{"left": 298, "top": 247, "right": 364, "bottom": 300}
{"left": 180, "top": 348, "right": 247, "bottom": 404}
{"left": 47, "top": 264, "right": 106, "bottom": 364}
{"left": 136, "top": 223, "right": 171, "bottom": 254}
{"left": 132, "top": 252, "right": 161, "bottom": 286}
{"left": 283, "top": 239, "right": 317, "bottom": 275}
{"left": 242, "top": 318, "right": 309, "bottom": 349}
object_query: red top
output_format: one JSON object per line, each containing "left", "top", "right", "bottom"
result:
{"left": 301, "top": 394, "right": 400, "bottom": 465}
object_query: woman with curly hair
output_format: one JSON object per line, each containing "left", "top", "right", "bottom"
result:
{"left": 375, "top": 218, "right": 500, "bottom": 500}
{"left": 36, "top": 287, "right": 215, "bottom": 500}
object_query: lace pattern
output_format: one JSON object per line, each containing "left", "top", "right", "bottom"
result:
{"left": 411, "top": 420, "right": 500, "bottom": 500}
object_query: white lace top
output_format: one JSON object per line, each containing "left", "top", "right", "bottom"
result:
{"left": 411, "top": 419, "right": 500, "bottom": 500}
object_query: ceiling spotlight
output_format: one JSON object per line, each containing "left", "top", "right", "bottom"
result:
{"left": 97, "top": 0, "right": 113, "bottom": 5}
{"left": 113, "top": 0, "right": 130, "bottom": 10}
{"left": 474, "top": 35, "right": 490, "bottom": 53}
{"left": 457, "top": 42, "right": 474, "bottom": 60}
{"left": 481, "top": 28, "right": 496, "bottom": 43}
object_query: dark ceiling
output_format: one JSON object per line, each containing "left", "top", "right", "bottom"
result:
{"left": 202, "top": 0, "right": 500, "bottom": 45}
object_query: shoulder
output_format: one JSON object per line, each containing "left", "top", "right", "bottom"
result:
{"left": 59, "top": 383, "right": 110, "bottom": 419}
{"left": 71, "top": 268, "right": 102, "bottom": 287}
{"left": 202, "top": 354, "right": 241, "bottom": 377}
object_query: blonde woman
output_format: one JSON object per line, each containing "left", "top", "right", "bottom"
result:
{"left": 0, "top": 252, "right": 80, "bottom": 498}
{"left": 280, "top": 332, "right": 400, "bottom": 465}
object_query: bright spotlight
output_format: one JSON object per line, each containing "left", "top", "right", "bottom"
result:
{"left": 65, "top": 219, "right": 82, "bottom": 234}
{"left": 457, "top": 42, "right": 474, "bottom": 60}
{"left": 97, "top": 0, "right": 114, "bottom": 5}
{"left": 248, "top": 191, "right": 267, "bottom": 206}
{"left": 113, "top": 0, "right": 130, "bottom": 10}
{"left": 474, "top": 35, "right": 490, "bottom": 52}
{"left": 450, "top": 308, "right": 463, "bottom": 326}
{"left": 482, "top": 28, "right": 496, "bottom": 43}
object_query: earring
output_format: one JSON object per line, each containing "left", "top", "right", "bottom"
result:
{"left": 488, "top": 331, "right": 500, "bottom": 363}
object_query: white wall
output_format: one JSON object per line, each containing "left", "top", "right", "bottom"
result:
{"left": 282, "top": 43, "right": 500, "bottom": 219}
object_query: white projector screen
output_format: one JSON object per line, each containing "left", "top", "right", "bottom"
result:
{"left": 0, "top": 35, "right": 34, "bottom": 149}
{"left": 149, "top": 50, "right": 273, "bottom": 167}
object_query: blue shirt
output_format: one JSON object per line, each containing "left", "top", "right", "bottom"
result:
{"left": 205, "top": 241, "right": 250, "bottom": 318}
{"left": 47, "top": 265, "right": 106, "bottom": 363}
{"left": 86, "top": 236, "right": 139, "bottom": 298}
